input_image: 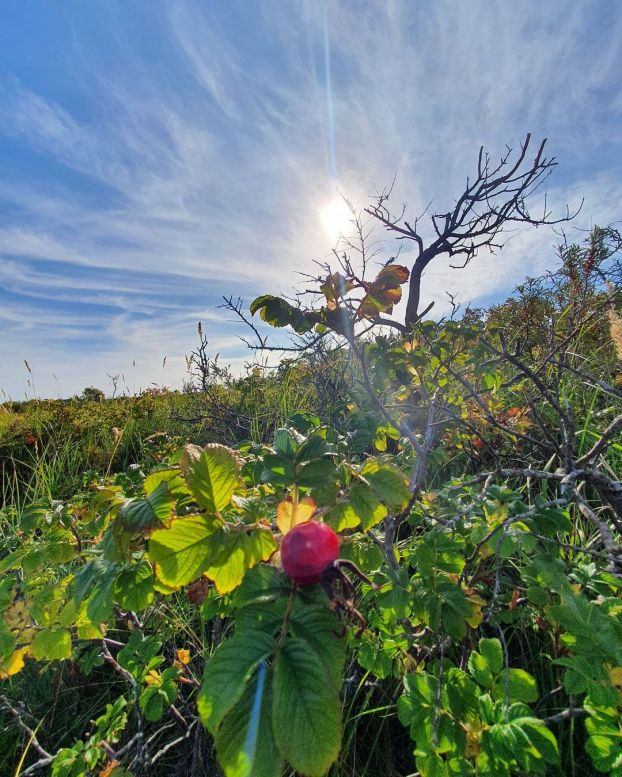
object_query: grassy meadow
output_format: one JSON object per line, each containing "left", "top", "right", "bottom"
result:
{"left": 1, "top": 237, "right": 622, "bottom": 777}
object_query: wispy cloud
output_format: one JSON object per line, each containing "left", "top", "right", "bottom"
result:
{"left": 0, "top": 0, "right": 620, "bottom": 397}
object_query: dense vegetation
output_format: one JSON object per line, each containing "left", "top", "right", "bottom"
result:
{"left": 1, "top": 158, "right": 622, "bottom": 775}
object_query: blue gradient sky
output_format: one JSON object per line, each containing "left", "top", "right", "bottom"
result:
{"left": 1, "top": 1, "right": 621, "bottom": 398}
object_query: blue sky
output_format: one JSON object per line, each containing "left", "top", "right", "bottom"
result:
{"left": 1, "top": 1, "right": 621, "bottom": 399}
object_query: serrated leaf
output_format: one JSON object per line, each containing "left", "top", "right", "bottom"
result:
{"left": 246, "top": 528, "right": 277, "bottom": 567}
{"left": 297, "top": 459, "right": 337, "bottom": 488}
{"left": 295, "top": 434, "right": 328, "bottom": 463}
{"left": 120, "top": 481, "right": 175, "bottom": 531}
{"left": 0, "top": 626, "right": 16, "bottom": 663}
{"left": 198, "top": 631, "right": 276, "bottom": 734}
{"left": 289, "top": 604, "right": 346, "bottom": 689}
{"left": 215, "top": 666, "right": 282, "bottom": 777}
{"left": 468, "top": 650, "right": 494, "bottom": 689}
{"left": 261, "top": 454, "right": 296, "bottom": 486}
{"left": 350, "top": 482, "right": 388, "bottom": 530}
{"left": 360, "top": 460, "right": 410, "bottom": 509}
{"left": 249, "top": 295, "right": 317, "bottom": 334}
{"left": 148, "top": 514, "right": 222, "bottom": 588}
{"left": 115, "top": 561, "right": 155, "bottom": 612}
{"left": 32, "top": 628, "right": 71, "bottom": 661}
{"left": 180, "top": 444, "right": 241, "bottom": 513}
{"left": 86, "top": 568, "right": 117, "bottom": 624}
{"left": 326, "top": 502, "right": 360, "bottom": 531}
{"left": 357, "top": 265, "right": 410, "bottom": 320}
{"left": 516, "top": 719, "right": 559, "bottom": 764}
{"left": 479, "top": 638, "right": 503, "bottom": 674}
{"left": 205, "top": 532, "right": 252, "bottom": 594}
{"left": 272, "top": 636, "right": 342, "bottom": 777}
{"left": 143, "top": 467, "right": 189, "bottom": 499}
{"left": 273, "top": 428, "right": 299, "bottom": 457}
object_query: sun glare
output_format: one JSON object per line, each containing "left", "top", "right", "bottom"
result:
{"left": 320, "top": 197, "right": 353, "bottom": 242}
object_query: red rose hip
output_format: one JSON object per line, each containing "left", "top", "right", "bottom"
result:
{"left": 281, "top": 521, "right": 340, "bottom": 585}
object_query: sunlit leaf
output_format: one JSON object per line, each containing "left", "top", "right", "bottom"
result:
{"left": 360, "top": 460, "right": 410, "bottom": 509}
{"left": 32, "top": 628, "right": 72, "bottom": 661}
{"left": 120, "top": 481, "right": 175, "bottom": 531}
{"left": 198, "top": 631, "right": 275, "bottom": 734}
{"left": 276, "top": 496, "right": 316, "bottom": 534}
{"left": 148, "top": 514, "right": 222, "bottom": 588}
{"left": 180, "top": 444, "right": 242, "bottom": 513}
{"left": 272, "top": 637, "right": 342, "bottom": 777}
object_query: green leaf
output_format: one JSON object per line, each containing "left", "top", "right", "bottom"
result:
{"left": 148, "top": 514, "right": 222, "bottom": 588}
{"left": 143, "top": 467, "right": 190, "bottom": 499}
{"left": 250, "top": 295, "right": 317, "bottom": 334}
{"left": 139, "top": 687, "right": 165, "bottom": 722}
{"left": 520, "top": 720, "right": 559, "bottom": 764}
{"left": 72, "top": 558, "right": 109, "bottom": 605}
{"left": 415, "top": 752, "right": 449, "bottom": 777}
{"left": 86, "top": 568, "right": 117, "bottom": 624}
{"left": 198, "top": 631, "right": 276, "bottom": 734}
{"left": 357, "top": 639, "right": 394, "bottom": 680}
{"left": 115, "top": 561, "right": 155, "bottom": 612}
{"left": 215, "top": 666, "right": 282, "bottom": 777}
{"left": 19, "top": 503, "right": 49, "bottom": 532}
{"left": 0, "top": 626, "right": 15, "bottom": 663}
{"left": 289, "top": 603, "right": 346, "bottom": 689}
{"left": 468, "top": 650, "right": 494, "bottom": 689}
{"left": 479, "top": 638, "right": 503, "bottom": 674}
{"left": 246, "top": 528, "right": 277, "bottom": 568}
{"left": 295, "top": 433, "right": 328, "bottom": 463}
{"left": 273, "top": 428, "right": 299, "bottom": 458}
{"left": 326, "top": 502, "right": 360, "bottom": 532}
{"left": 503, "top": 668, "right": 538, "bottom": 704}
{"left": 360, "top": 460, "right": 410, "bottom": 509}
{"left": 297, "top": 459, "right": 337, "bottom": 488}
{"left": 350, "top": 483, "right": 388, "bottom": 531}
{"left": 180, "top": 444, "right": 241, "bottom": 513}
{"left": 32, "top": 628, "right": 72, "bottom": 661}
{"left": 205, "top": 532, "right": 252, "bottom": 594}
{"left": 120, "top": 481, "right": 175, "bottom": 531}
{"left": 261, "top": 453, "right": 296, "bottom": 486}
{"left": 272, "top": 636, "right": 342, "bottom": 777}
{"left": 118, "top": 632, "right": 162, "bottom": 677}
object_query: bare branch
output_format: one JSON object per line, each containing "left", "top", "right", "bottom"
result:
{"left": 365, "top": 134, "right": 579, "bottom": 327}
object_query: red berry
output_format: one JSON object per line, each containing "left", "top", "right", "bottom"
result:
{"left": 280, "top": 521, "right": 340, "bottom": 585}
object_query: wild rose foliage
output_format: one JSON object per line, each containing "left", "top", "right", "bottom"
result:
{"left": 1, "top": 209, "right": 621, "bottom": 776}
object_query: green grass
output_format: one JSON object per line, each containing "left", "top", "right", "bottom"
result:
{"left": 1, "top": 285, "right": 620, "bottom": 776}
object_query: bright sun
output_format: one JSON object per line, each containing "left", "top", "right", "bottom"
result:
{"left": 320, "top": 197, "right": 353, "bottom": 242}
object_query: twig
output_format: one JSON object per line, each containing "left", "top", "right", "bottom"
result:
{"left": 149, "top": 719, "right": 198, "bottom": 766}
{"left": 0, "top": 694, "right": 52, "bottom": 764}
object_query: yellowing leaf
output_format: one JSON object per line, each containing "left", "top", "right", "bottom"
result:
{"left": 4, "top": 599, "right": 31, "bottom": 631}
{"left": 608, "top": 666, "right": 622, "bottom": 688}
{"left": 0, "top": 646, "right": 29, "bottom": 679}
{"left": 465, "top": 590, "right": 488, "bottom": 629}
{"left": 145, "top": 670, "right": 162, "bottom": 686}
{"left": 277, "top": 496, "right": 316, "bottom": 534}
{"left": 99, "top": 760, "right": 122, "bottom": 777}
{"left": 485, "top": 500, "right": 508, "bottom": 524}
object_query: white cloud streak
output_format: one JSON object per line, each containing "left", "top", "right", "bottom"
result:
{"left": 0, "top": 0, "right": 621, "bottom": 396}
